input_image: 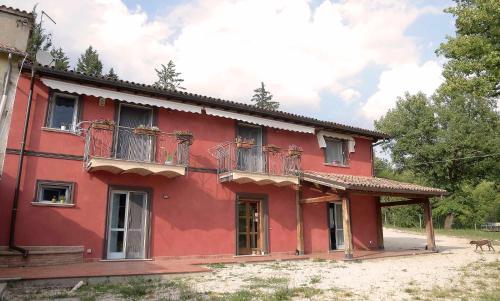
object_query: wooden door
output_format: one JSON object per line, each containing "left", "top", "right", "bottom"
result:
{"left": 237, "top": 199, "right": 263, "bottom": 255}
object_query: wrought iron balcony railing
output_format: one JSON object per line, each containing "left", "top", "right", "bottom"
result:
{"left": 83, "top": 124, "right": 190, "bottom": 167}
{"left": 211, "top": 142, "right": 302, "bottom": 178}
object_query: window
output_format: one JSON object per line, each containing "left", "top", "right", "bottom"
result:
{"left": 324, "top": 138, "right": 348, "bottom": 165}
{"left": 35, "top": 180, "right": 75, "bottom": 204}
{"left": 46, "top": 92, "right": 79, "bottom": 131}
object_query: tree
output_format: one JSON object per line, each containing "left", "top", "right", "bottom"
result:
{"left": 50, "top": 47, "right": 70, "bottom": 70}
{"left": 436, "top": 0, "right": 499, "bottom": 101}
{"left": 76, "top": 46, "right": 103, "bottom": 76}
{"left": 106, "top": 68, "right": 119, "bottom": 80}
{"left": 375, "top": 0, "right": 500, "bottom": 228}
{"left": 250, "top": 82, "right": 279, "bottom": 110}
{"left": 27, "top": 5, "right": 52, "bottom": 60}
{"left": 153, "top": 60, "right": 185, "bottom": 91}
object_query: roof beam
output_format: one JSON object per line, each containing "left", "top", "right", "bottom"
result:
{"left": 379, "top": 199, "right": 427, "bottom": 207}
{"left": 300, "top": 194, "right": 341, "bottom": 204}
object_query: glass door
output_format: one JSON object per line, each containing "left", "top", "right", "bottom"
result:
{"left": 334, "top": 203, "right": 344, "bottom": 249}
{"left": 328, "top": 202, "right": 344, "bottom": 250}
{"left": 236, "top": 124, "right": 263, "bottom": 172}
{"left": 107, "top": 190, "right": 148, "bottom": 260}
{"left": 107, "top": 192, "right": 128, "bottom": 259}
{"left": 237, "top": 199, "right": 262, "bottom": 255}
{"left": 115, "top": 104, "right": 153, "bottom": 162}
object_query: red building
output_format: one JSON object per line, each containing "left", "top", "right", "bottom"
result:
{"left": 0, "top": 65, "right": 446, "bottom": 266}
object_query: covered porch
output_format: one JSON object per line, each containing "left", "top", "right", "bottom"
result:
{"left": 296, "top": 171, "right": 447, "bottom": 259}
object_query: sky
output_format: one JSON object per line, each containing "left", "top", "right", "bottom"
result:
{"left": 4, "top": 0, "right": 455, "bottom": 130}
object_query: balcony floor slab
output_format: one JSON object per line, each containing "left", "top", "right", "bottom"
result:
{"left": 86, "top": 157, "right": 186, "bottom": 178}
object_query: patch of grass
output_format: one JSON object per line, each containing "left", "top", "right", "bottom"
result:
{"left": 310, "top": 275, "right": 322, "bottom": 284}
{"left": 312, "top": 257, "right": 326, "bottom": 262}
{"left": 208, "top": 262, "right": 226, "bottom": 269}
{"left": 292, "top": 286, "right": 322, "bottom": 298}
{"left": 246, "top": 276, "right": 289, "bottom": 290}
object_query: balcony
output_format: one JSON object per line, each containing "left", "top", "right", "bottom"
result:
{"left": 83, "top": 122, "right": 191, "bottom": 178}
{"left": 211, "top": 142, "right": 301, "bottom": 186}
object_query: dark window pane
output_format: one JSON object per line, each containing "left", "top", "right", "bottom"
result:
{"left": 238, "top": 234, "right": 247, "bottom": 248}
{"left": 238, "top": 218, "right": 247, "bottom": 233}
{"left": 41, "top": 186, "right": 68, "bottom": 203}
{"left": 50, "top": 95, "right": 76, "bottom": 129}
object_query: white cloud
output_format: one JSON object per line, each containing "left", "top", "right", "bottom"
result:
{"left": 361, "top": 60, "right": 444, "bottom": 120}
{"left": 5, "top": 0, "right": 442, "bottom": 114}
{"left": 339, "top": 88, "right": 361, "bottom": 102}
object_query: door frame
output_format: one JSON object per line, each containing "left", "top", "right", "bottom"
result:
{"left": 103, "top": 185, "right": 153, "bottom": 260}
{"left": 327, "top": 202, "right": 344, "bottom": 251}
{"left": 235, "top": 193, "right": 269, "bottom": 255}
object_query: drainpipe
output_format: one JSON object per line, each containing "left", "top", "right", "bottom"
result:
{"left": 0, "top": 53, "right": 13, "bottom": 121}
{"left": 8, "top": 65, "right": 36, "bottom": 257}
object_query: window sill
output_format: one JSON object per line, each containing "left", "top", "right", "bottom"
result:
{"left": 324, "top": 163, "right": 350, "bottom": 168}
{"left": 41, "top": 127, "right": 78, "bottom": 135}
{"left": 31, "top": 202, "right": 75, "bottom": 208}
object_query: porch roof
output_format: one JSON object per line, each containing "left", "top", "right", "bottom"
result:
{"left": 301, "top": 171, "right": 447, "bottom": 197}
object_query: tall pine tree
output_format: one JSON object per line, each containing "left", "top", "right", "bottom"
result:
{"left": 251, "top": 82, "right": 279, "bottom": 110}
{"left": 153, "top": 60, "right": 185, "bottom": 91}
{"left": 76, "top": 46, "right": 103, "bottom": 76}
{"left": 50, "top": 47, "right": 70, "bottom": 70}
{"left": 27, "top": 5, "right": 52, "bottom": 60}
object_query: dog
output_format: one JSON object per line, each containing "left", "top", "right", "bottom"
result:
{"left": 470, "top": 240, "right": 495, "bottom": 251}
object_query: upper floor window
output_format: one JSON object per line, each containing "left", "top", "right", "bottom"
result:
{"left": 46, "top": 92, "right": 79, "bottom": 131}
{"left": 324, "top": 138, "right": 348, "bottom": 166}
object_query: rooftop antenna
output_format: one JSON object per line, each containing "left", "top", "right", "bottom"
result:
{"left": 36, "top": 10, "right": 57, "bottom": 66}
{"left": 40, "top": 10, "right": 56, "bottom": 26}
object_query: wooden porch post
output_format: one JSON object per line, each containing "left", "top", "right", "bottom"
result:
{"left": 375, "top": 197, "right": 384, "bottom": 250}
{"left": 296, "top": 186, "right": 304, "bottom": 255}
{"left": 342, "top": 194, "right": 353, "bottom": 259}
{"left": 422, "top": 198, "right": 436, "bottom": 251}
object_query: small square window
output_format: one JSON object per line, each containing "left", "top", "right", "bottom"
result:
{"left": 324, "top": 138, "right": 348, "bottom": 165}
{"left": 36, "top": 180, "right": 75, "bottom": 204}
{"left": 46, "top": 92, "right": 79, "bottom": 131}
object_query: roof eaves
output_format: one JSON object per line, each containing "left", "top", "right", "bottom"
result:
{"left": 24, "top": 63, "right": 391, "bottom": 140}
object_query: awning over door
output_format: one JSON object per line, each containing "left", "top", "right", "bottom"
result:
{"left": 301, "top": 171, "right": 447, "bottom": 197}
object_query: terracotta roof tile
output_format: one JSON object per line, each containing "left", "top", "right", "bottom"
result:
{"left": 303, "top": 171, "right": 447, "bottom": 196}
{"left": 0, "top": 43, "right": 27, "bottom": 57}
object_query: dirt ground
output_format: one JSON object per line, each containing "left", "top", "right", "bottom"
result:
{"left": 186, "top": 228, "right": 499, "bottom": 300}
{"left": 4, "top": 228, "right": 499, "bottom": 300}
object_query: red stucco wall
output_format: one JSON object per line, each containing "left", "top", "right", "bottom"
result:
{"left": 0, "top": 75, "right": 379, "bottom": 259}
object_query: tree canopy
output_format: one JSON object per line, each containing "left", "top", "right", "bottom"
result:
{"left": 26, "top": 5, "right": 52, "bottom": 60}
{"left": 250, "top": 82, "right": 279, "bottom": 110}
{"left": 153, "top": 60, "right": 185, "bottom": 91}
{"left": 76, "top": 46, "right": 103, "bottom": 76}
{"left": 375, "top": 0, "right": 499, "bottom": 228}
{"left": 50, "top": 47, "right": 70, "bottom": 70}
{"left": 106, "top": 68, "right": 119, "bottom": 80}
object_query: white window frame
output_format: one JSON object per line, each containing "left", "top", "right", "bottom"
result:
{"left": 35, "top": 180, "right": 75, "bottom": 204}
{"left": 324, "top": 137, "right": 348, "bottom": 166}
{"left": 46, "top": 92, "right": 80, "bottom": 131}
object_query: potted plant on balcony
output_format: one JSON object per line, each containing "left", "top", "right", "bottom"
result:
{"left": 134, "top": 125, "right": 161, "bottom": 136}
{"left": 263, "top": 144, "right": 281, "bottom": 154}
{"left": 164, "top": 150, "right": 175, "bottom": 165}
{"left": 235, "top": 137, "right": 255, "bottom": 149}
{"left": 92, "top": 119, "right": 115, "bottom": 130}
{"left": 174, "top": 130, "right": 194, "bottom": 146}
{"left": 287, "top": 144, "right": 303, "bottom": 158}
